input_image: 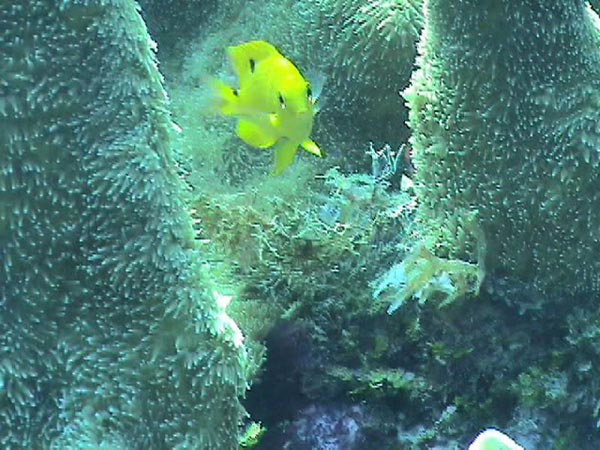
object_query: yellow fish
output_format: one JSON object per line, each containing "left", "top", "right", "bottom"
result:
{"left": 210, "top": 40, "right": 323, "bottom": 175}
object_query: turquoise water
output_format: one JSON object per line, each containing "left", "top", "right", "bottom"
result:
{"left": 3, "top": 1, "right": 600, "bottom": 448}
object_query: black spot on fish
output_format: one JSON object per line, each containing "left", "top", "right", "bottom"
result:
{"left": 249, "top": 58, "right": 256, "bottom": 73}
{"left": 278, "top": 93, "right": 286, "bottom": 109}
{"left": 232, "top": 88, "right": 239, "bottom": 96}
{"left": 307, "top": 86, "right": 312, "bottom": 100}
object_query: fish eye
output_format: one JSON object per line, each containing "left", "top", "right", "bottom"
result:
{"left": 278, "top": 93, "right": 286, "bottom": 109}
{"left": 249, "top": 58, "right": 256, "bottom": 73}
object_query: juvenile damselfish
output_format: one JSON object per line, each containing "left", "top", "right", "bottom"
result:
{"left": 210, "top": 40, "right": 323, "bottom": 175}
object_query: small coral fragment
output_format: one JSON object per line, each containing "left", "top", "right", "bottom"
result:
{"left": 372, "top": 245, "right": 483, "bottom": 313}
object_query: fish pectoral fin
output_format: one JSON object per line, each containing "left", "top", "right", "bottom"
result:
{"left": 208, "top": 79, "right": 238, "bottom": 116}
{"left": 272, "top": 140, "right": 298, "bottom": 176}
{"left": 237, "top": 120, "right": 277, "bottom": 149}
{"left": 301, "top": 140, "right": 324, "bottom": 157}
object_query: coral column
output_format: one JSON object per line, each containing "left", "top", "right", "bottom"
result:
{"left": 406, "top": 0, "right": 600, "bottom": 293}
{"left": 0, "top": 1, "right": 246, "bottom": 448}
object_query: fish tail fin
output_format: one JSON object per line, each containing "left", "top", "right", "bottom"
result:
{"left": 207, "top": 79, "right": 239, "bottom": 116}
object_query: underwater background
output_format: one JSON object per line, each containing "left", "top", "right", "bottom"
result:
{"left": 3, "top": 0, "right": 600, "bottom": 448}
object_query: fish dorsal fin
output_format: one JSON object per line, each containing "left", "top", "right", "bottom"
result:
{"left": 228, "top": 40, "right": 281, "bottom": 79}
{"left": 237, "top": 119, "right": 277, "bottom": 149}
